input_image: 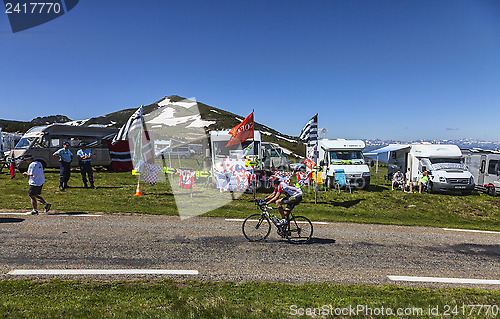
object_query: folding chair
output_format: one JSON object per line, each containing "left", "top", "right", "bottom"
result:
{"left": 334, "top": 169, "right": 352, "bottom": 193}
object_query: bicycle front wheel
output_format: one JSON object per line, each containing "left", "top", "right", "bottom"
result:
{"left": 242, "top": 213, "right": 271, "bottom": 242}
{"left": 286, "top": 215, "right": 313, "bottom": 244}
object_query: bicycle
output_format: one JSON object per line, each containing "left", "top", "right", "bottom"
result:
{"left": 242, "top": 200, "right": 313, "bottom": 244}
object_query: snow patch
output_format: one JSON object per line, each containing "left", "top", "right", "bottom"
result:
{"left": 210, "top": 109, "right": 220, "bottom": 114}
{"left": 276, "top": 135, "right": 297, "bottom": 143}
{"left": 147, "top": 106, "right": 215, "bottom": 127}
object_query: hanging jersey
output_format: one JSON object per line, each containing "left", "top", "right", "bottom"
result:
{"left": 178, "top": 169, "right": 196, "bottom": 189}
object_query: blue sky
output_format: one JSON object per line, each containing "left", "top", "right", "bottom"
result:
{"left": 1, "top": 0, "right": 499, "bottom": 141}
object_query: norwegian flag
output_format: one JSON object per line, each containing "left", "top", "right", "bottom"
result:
{"left": 296, "top": 171, "right": 312, "bottom": 186}
{"left": 299, "top": 113, "right": 318, "bottom": 147}
{"left": 272, "top": 171, "right": 294, "bottom": 185}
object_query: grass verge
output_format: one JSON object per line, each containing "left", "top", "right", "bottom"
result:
{"left": 0, "top": 279, "right": 499, "bottom": 318}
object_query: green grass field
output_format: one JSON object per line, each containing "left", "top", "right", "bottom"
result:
{"left": 1, "top": 165, "right": 499, "bottom": 231}
{"left": 1, "top": 280, "right": 499, "bottom": 318}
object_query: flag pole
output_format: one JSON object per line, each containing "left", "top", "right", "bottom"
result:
{"left": 252, "top": 109, "right": 256, "bottom": 201}
{"left": 314, "top": 114, "right": 318, "bottom": 205}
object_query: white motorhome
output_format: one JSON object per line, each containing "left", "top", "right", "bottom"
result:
{"left": 209, "top": 130, "right": 289, "bottom": 171}
{"left": 316, "top": 139, "right": 370, "bottom": 190}
{"left": 388, "top": 144, "right": 474, "bottom": 194}
{"left": 11, "top": 124, "right": 118, "bottom": 170}
{"left": 463, "top": 149, "right": 500, "bottom": 196}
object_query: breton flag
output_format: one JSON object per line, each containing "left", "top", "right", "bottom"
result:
{"left": 226, "top": 112, "right": 254, "bottom": 147}
{"left": 299, "top": 113, "right": 318, "bottom": 146}
{"left": 113, "top": 106, "right": 143, "bottom": 143}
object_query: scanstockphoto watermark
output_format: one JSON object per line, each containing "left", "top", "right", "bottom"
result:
{"left": 289, "top": 304, "right": 500, "bottom": 317}
{"left": 290, "top": 305, "right": 425, "bottom": 317}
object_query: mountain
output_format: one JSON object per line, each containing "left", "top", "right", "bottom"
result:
{"left": 0, "top": 115, "right": 72, "bottom": 132}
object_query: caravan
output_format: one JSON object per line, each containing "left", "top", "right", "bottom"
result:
{"left": 463, "top": 149, "right": 500, "bottom": 196}
{"left": 11, "top": 124, "right": 118, "bottom": 170}
{"left": 387, "top": 144, "right": 475, "bottom": 194}
{"left": 316, "top": 139, "right": 371, "bottom": 190}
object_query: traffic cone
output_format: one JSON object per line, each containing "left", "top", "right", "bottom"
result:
{"left": 135, "top": 180, "right": 142, "bottom": 196}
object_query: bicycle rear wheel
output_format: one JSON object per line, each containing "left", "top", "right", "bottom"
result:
{"left": 242, "top": 213, "right": 271, "bottom": 242}
{"left": 286, "top": 215, "right": 313, "bottom": 244}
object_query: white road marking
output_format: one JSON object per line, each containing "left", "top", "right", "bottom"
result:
{"left": 9, "top": 269, "right": 198, "bottom": 275}
{"left": 225, "top": 218, "right": 328, "bottom": 225}
{"left": 0, "top": 213, "right": 102, "bottom": 217}
{"left": 388, "top": 276, "right": 500, "bottom": 285}
{"left": 443, "top": 228, "right": 500, "bottom": 235}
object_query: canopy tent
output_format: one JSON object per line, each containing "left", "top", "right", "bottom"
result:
{"left": 363, "top": 144, "right": 410, "bottom": 185}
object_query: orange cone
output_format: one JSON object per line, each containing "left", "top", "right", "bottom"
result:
{"left": 135, "top": 180, "right": 142, "bottom": 196}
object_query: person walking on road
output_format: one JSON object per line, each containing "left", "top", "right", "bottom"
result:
{"left": 77, "top": 143, "right": 95, "bottom": 189}
{"left": 22, "top": 154, "right": 51, "bottom": 215}
{"left": 53, "top": 141, "right": 73, "bottom": 190}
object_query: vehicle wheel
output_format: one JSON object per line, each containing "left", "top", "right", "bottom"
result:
{"left": 242, "top": 213, "right": 271, "bottom": 242}
{"left": 277, "top": 166, "right": 285, "bottom": 171}
{"left": 427, "top": 182, "right": 434, "bottom": 194}
{"left": 38, "top": 160, "right": 46, "bottom": 169}
{"left": 180, "top": 155, "right": 187, "bottom": 159}
{"left": 286, "top": 215, "right": 313, "bottom": 244}
{"left": 326, "top": 176, "right": 335, "bottom": 189}
{"left": 491, "top": 188, "right": 498, "bottom": 197}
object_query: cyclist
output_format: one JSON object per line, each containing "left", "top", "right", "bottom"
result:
{"left": 263, "top": 176, "right": 303, "bottom": 225}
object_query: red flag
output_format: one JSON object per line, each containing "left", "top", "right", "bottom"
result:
{"left": 9, "top": 158, "right": 16, "bottom": 179}
{"left": 226, "top": 112, "right": 254, "bottom": 147}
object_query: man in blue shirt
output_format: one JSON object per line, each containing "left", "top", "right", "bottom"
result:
{"left": 53, "top": 142, "right": 73, "bottom": 190}
{"left": 77, "top": 143, "right": 95, "bottom": 189}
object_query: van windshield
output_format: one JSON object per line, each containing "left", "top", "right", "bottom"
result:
{"left": 329, "top": 151, "right": 364, "bottom": 164}
{"left": 213, "top": 141, "right": 254, "bottom": 159}
{"left": 14, "top": 137, "right": 35, "bottom": 149}
{"left": 429, "top": 158, "right": 467, "bottom": 170}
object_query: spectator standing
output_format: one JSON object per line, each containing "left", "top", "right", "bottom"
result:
{"left": 53, "top": 141, "right": 73, "bottom": 190}
{"left": 77, "top": 143, "right": 95, "bottom": 189}
{"left": 22, "top": 154, "right": 51, "bottom": 215}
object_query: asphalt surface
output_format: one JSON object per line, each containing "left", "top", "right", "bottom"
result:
{"left": 1, "top": 213, "right": 499, "bottom": 289}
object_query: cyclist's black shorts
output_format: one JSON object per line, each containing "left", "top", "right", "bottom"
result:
{"left": 283, "top": 195, "right": 302, "bottom": 210}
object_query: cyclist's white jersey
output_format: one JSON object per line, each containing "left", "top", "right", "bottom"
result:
{"left": 276, "top": 182, "right": 303, "bottom": 197}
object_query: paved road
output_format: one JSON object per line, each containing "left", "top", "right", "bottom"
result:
{"left": 1, "top": 213, "right": 499, "bottom": 289}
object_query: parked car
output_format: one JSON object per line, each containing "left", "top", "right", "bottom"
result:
{"left": 290, "top": 163, "right": 306, "bottom": 171}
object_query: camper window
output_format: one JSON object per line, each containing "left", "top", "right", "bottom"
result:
{"left": 50, "top": 138, "right": 60, "bottom": 147}
{"left": 429, "top": 158, "right": 462, "bottom": 164}
{"left": 488, "top": 160, "right": 499, "bottom": 175}
{"left": 14, "top": 137, "right": 35, "bottom": 149}
{"left": 68, "top": 138, "right": 82, "bottom": 147}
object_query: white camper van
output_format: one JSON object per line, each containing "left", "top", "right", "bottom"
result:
{"left": 316, "top": 139, "right": 370, "bottom": 190}
{"left": 11, "top": 124, "right": 118, "bottom": 170}
{"left": 463, "top": 149, "right": 500, "bottom": 196}
{"left": 388, "top": 144, "right": 474, "bottom": 194}
{"left": 209, "top": 130, "right": 289, "bottom": 171}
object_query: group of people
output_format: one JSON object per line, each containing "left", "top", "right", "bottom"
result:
{"left": 22, "top": 142, "right": 96, "bottom": 215}
{"left": 391, "top": 169, "right": 429, "bottom": 193}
